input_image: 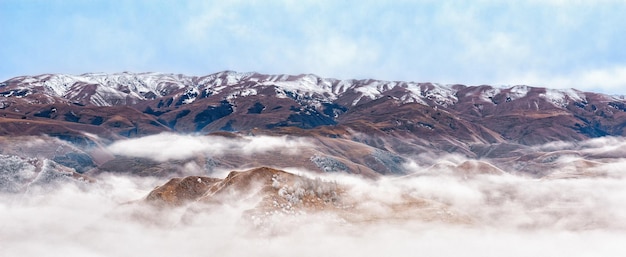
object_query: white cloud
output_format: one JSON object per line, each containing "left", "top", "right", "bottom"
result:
{"left": 106, "top": 133, "right": 312, "bottom": 162}
{"left": 183, "top": 2, "right": 239, "bottom": 43}
{"left": 4, "top": 135, "right": 626, "bottom": 255}
{"left": 292, "top": 35, "right": 381, "bottom": 79}
{"left": 504, "top": 66, "right": 626, "bottom": 94}
{"left": 2, "top": 160, "right": 626, "bottom": 256}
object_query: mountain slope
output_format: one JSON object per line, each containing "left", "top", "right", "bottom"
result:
{"left": 2, "top": 71, "right": 626, "bottom": 156}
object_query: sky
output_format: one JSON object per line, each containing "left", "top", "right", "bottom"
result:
{"left": 1, "top": 0, "right": 626, "bottom": 94}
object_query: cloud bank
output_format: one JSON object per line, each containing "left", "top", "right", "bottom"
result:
{"left": 2, "top": 163, "right": 626, "bottom": 256}
{"left": 3, "top": 135, "right": 626, "bottom": 256}
{"left": 106, "top": 133, "right": 312, "bottom": 162}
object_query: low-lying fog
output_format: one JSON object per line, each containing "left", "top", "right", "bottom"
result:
{"left": 1, "top": 134, "right": 626, "bottom": 256}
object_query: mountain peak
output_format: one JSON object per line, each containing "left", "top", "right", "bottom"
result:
{"left": 3, "top": 71, "right": 602, "bottom": 109}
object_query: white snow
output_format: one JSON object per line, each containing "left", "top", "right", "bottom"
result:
{"left": 540, "top": 88, "right": 585, "bottom": 108}
{"left": 90, "top": 85, "right": 126, "bottom": 106}
{"left": 480, "top": 87, "right": 501, "bottom": 103}
{"left": 403, "top": 84, "right": 428, "bottom": 105}
{"left": 351, "top": 81, "right": 458, "bottom": 106}
{"left": 266, "top": 77, "right": 332, "bottom": 96}
{"left": 42, "top": 74, "right": 88, "bottom": 96}
{"left": 509, "top": 85, "right": 530, "bottom": 100}
{"left": 14, "top": 72, "right": 194, "bottom": 105}
{"left": 355, "top": 81, "right": 385, "bottom": 100}
{"left": 182, "top": 87, "right": 199, "bottom": 104}
{"left": 334, "top": 80, "right": 353, "bottom": 95}
{"left": 226, "top": 88, "right": 258, "bottom": 100}
{"left": 7, "top": 71, "right": 601, "bottom": 112}
{"left": 224, "top": 72, "right": 242, "bottom": 85}
{"left": 422, "top": 83, "right": 458, "bottom": 106}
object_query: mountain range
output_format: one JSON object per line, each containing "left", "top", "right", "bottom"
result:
{"left": 2, "top": 70, "right": 625, "bottom": 245}
{"left": 2, "top": 71, "right": 626, "bottom": 181}
{"left": 2, "top": 71, "right": 625, "bottom": 145}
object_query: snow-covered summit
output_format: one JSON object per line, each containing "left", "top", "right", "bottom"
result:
{"left": 0, "top": 71, "right": 604, "bottom": 109}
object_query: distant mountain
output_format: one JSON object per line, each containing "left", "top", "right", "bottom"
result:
{"left": 3, "top": 71, "right": 625, "bottom": 254}
{"left": 2, "top": 71, "right": 626, "bottom": 177}
{"left": 3, "top": 71, "right": 625, "bottom": 140}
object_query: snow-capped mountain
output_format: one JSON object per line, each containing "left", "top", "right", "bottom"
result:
{"left": 2, "top": 71, "right": 605, "bottom": 108}
{"left": 3, "top": 72, "right": 624, "bottom": 257}
{"left": 2, "top": 71, "right": 461, "bottom": 107}
{"left": 2, "top": 71, "right": 626, "bottom": 152}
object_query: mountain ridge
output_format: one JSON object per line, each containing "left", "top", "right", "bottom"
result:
{"left": 2, "top": 71, "right": 626, "bottom": 185}
{"left": 2, "top": 71, "right": 626, "bottom": 155}
{"left": 3, "top": 70, "right": 613, "bottom": 108}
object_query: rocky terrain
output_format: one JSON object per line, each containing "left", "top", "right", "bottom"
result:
{"left": 145, "top": 167, "right": 464, "bottom": 228}
{"left": 1, "top": 71, "right": 625, "bottom": 181}
{"left": 0, "top": 71, "right": 624, "bottom": 212}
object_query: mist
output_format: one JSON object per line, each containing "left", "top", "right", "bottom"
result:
{"left": 105, "top": 133, "right": 312, "bottom": 162}
{"left": 2, "top": 170, "right": 626, "bottom": 256}
{"left": 2, "top": 135, "right": 626, "bottom": 256}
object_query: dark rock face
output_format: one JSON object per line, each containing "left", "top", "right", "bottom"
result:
{"left": 247, "top": 102, "right": 265, "bottom": 114}
{"left": 193, "top": 101, "right": 234, "bottom": 131}
{"left": 52, "top": 152, "right": 95, "bottom": 174}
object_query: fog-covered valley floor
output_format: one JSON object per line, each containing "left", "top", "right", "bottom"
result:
{"left": 2, "top": 169, "right": 626, "bottom": 256}
{"left": 1, "top": 134, "right": 626, "bottom": 256}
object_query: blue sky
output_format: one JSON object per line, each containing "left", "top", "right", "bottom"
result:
{"left": 1, "top": 0, "right": 626, "bottom": 94}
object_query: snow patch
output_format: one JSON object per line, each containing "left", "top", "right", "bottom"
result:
{"left": 403, "top": 84, "right": 429, "bottom": 105}
{"left": 422, "top": 83, "right": 458, "bottom": 106}
{"left": 540, "top": 88, "right": 585, "bottom": 108}
{"left": 182, "top": 87, "right": 199, "bottom": 104}
{"left": 334, "top": 80, "right": 353, "bottom": 95}
{"left": 509, "top": 85, "right": 530, "bottom": 100}
{"left": 480, "top": 87, "right": 501, "bottom": 103}
{"left": 266, "top": 79, "right": 331, "bottom": 97}
{"left": 90, "top": 84, "right": 127, "bottom": 106}
{"left": 354, "top": 81, "right": 384, "bottom": 100}
{"left": 226, "top": 88, "right": 258, "bottom": 100}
